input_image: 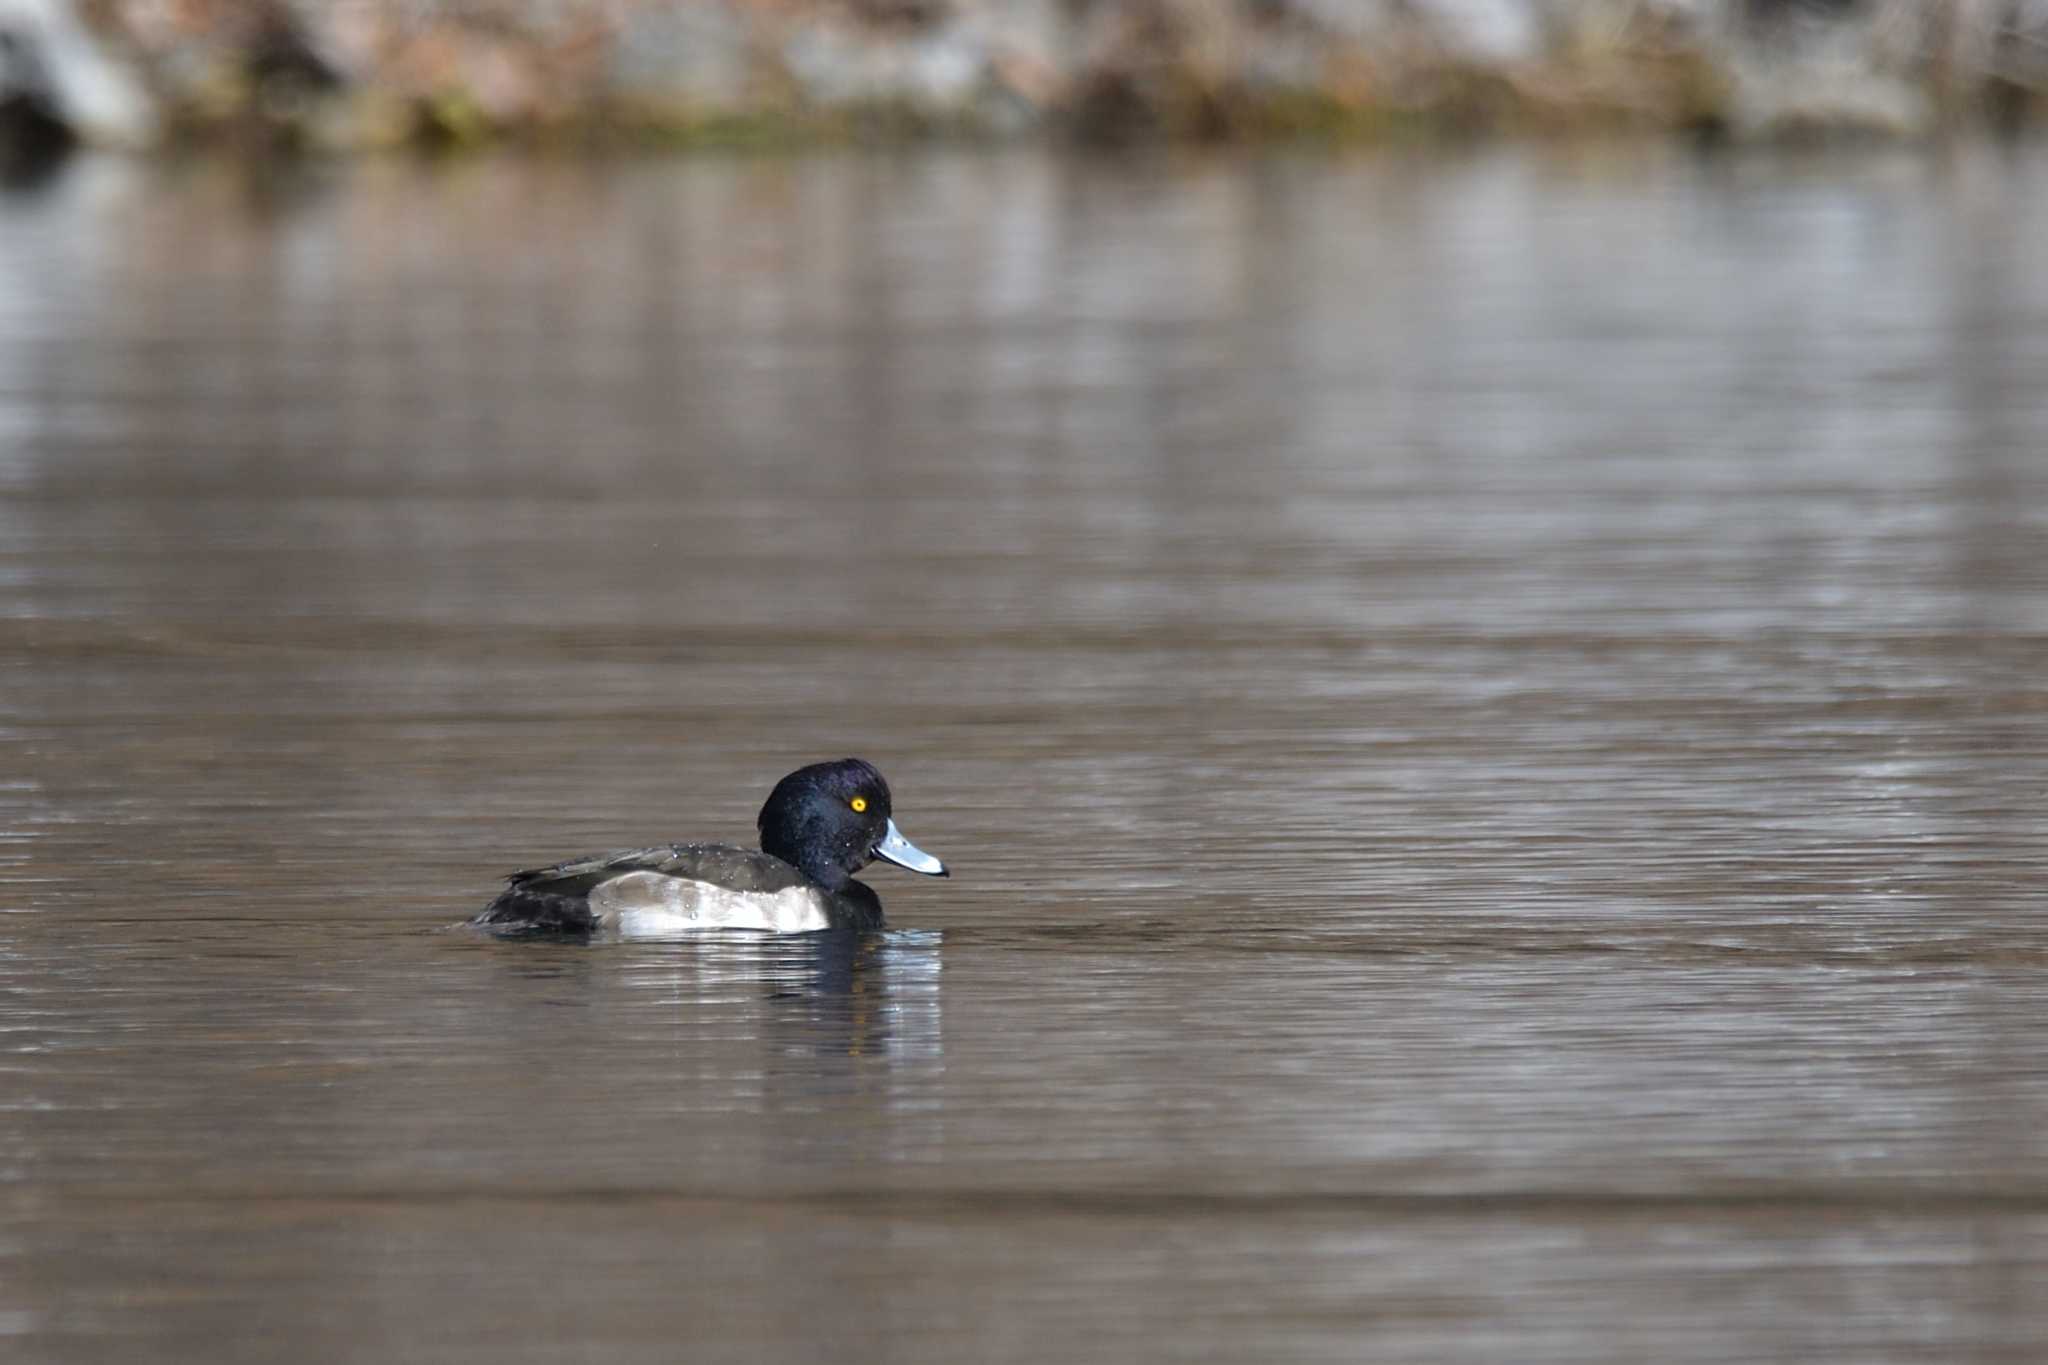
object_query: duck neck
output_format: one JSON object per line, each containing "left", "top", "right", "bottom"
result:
{"left": 802, "top": 856, "right": 853, "bottom": 893}
{"left": 832, "top": 878, "right": 884, "bottom": 930}
{"left": 762, "top": 831, "right": 855, "bottom": 892}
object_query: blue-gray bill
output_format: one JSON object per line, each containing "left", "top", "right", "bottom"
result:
{"left": 873, "top": 819, "right": 948, "bottom": 876}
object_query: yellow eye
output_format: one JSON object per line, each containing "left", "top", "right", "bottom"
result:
{"left": 850, "top": 796, "right": 868, "bottom": 813}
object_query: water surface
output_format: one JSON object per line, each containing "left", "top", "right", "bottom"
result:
{"left": 3, "top": 142, "right": 2047, "bottom": 1362}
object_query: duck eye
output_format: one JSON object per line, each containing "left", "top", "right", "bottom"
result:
{"left": 850, "top": 796, "right": 868, "bottom": 813}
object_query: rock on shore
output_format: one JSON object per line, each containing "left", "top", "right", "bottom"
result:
{"left": 4, "top": 1, "right": 2046, "bottom": 148}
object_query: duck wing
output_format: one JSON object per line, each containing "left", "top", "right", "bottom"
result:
{"left": 511, "top": 844, "right": 811, "bottom": 893}
{"left": 475, "top": 844, "right": 809, "bottom": 934}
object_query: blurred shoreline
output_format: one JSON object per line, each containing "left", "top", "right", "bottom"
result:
{"left": 2, "top": 1, "right": 2047, "bottom": 155}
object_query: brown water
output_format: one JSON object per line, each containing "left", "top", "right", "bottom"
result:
{"left": 3, "top": 141, "right": 2047, "bottom": 1363}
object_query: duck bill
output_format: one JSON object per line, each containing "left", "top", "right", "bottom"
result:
{"left": 873, "top": 819, "right": 948, "bottom": 877}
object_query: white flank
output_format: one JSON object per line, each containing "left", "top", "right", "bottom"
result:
{"left": 587, "top": 872, "right": 832, "bottom": 937}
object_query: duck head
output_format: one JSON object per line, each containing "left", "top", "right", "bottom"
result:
{"left": 757, "top": 758, "right": 948, "bottom": 892}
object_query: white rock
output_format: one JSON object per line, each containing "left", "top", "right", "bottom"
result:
{"left": 0, "top": 0, "right": 155, "bottom": 144}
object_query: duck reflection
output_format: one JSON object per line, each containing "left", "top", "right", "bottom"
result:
{"left": 476, "top": 926, "right": 944, "bottom": 1065}
{"left": 467, "top": 926, "right": 947, "bottom": 1168}
{"left": 609, "top": 929, "right": 949, "bottom": 1167}
{"left": 623, "top": 929, "right": 945, "bottom": 1064}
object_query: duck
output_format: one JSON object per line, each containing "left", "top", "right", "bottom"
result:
{"left": 472, "top": 758, "right": 948, "bottom": 937}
